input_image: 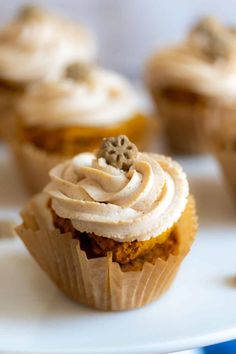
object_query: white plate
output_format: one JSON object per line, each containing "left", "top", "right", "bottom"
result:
{"left": 0, "top": 145, "right": 236, "bottom": 354}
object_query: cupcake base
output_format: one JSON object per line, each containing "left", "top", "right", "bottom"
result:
{"left": 10, "top": 142, "right": 66, "bottom": 194}
{"left": 205, "top": 103, "right": 236, "bottom": 202}
{"left": 149, "top": 88, "right": 208, "bottom": 154}
{"left": 216, "top": 150, "right": 236, "bottom": 201}
{"left": 0, "top": 83, "right": 23, "bottom": 141}
{"left": 16, "top": 194, "right": 197, "bottom": 311}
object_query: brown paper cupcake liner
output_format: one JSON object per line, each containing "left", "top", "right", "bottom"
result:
{"left": 204, "top": 103, "right": 236, "bottom": 201}
{"left": 149, "top": 91, "right": 209, "bottom": 154}
{"left": 16, "top": 194, "right": 197, "bottom": 311}
{"left": 0, "top": 87, "right": 23, "bottom": 141}
{"left": 10, "top": 142, "right": 66, "bottom": 194}
{"left": 215, "top": 150, "right": 236, "bottom": 201}
{"left": 203, "top": 102, "right": 236, "bottom": 145}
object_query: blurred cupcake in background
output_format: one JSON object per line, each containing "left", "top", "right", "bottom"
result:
{"left": 0, "top": 4, "right": 97, "bottom": 140}
{"left": 12, "top": 63, "right": 151, "bottom": 193}
{"left": 145, "top": 16, "right": 236, "bottom": 154}
{"left": 16, "top": 135, "right": 197, "bottom": 311}
{"left": 206, "top": 102, "right": 236, "bottom": 201}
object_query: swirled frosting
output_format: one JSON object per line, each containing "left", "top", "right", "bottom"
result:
{"left": 146, "top": 18, "right": 236, "bottom": 100}
{"left": 45, "top": 152, "right": 189, "bottom": 242}
{"left": 0, "top": 7, "right": 96, "bottom": 83}
{"left": 19, "top": 68, "right": 140, "bottom": 127}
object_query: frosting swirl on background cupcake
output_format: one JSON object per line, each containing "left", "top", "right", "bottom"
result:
{"left": 0, "top": 5, "right": 96, "bottom": 83}
{"left": 146, "top": 17, "right": 236, "bottom": 100}
{"left": 45, "top": 140, "right": 189, "bottom": 242}
{"left": 19, "top": 66, "right": 140, "bottom": 127}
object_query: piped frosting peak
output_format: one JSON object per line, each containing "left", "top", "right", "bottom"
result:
{"left": 45, "top": 136, "right": 189, "bottom": 242}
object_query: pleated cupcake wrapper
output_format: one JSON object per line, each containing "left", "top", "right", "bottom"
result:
{"left": 16, "top": 193, "right": 197, "bottom": 311}
{"left": 150, "top": 91, "right": 209, "bottom": 154}
{"left": 215, "top": 150, "right": 236, "bottom": 201}
{"left": 10, "top": 142, "right": 67, "bottom": 194}
{"left": 202, "top": 102, "right": 236, "bottom": 146}
{"left": 0, "top": 89, "right": 22, "bottom": 141}
{"left": 203, "top": 103, "right": 236, "bottom": 201}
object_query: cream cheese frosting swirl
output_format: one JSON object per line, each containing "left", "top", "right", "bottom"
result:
{"left": 19, "top": 68, "right": 140, "bottom": 127}
{"left": 147, "top": 18, "right": 236, "bottom": 100}
{"left": 45, "top": 152, "right": 189, "bottom": 242}
{"left": 0, "top": 6, "right": 96, "bottom": 83}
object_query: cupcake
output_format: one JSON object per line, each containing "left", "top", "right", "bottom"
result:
{"left": 0, "top": 4, "right": 96, "bottom": 140}
{"left": 145, "top": 17, "right": 236, "bottom": 154}
{"left": 16, "top": 135, "right": 197, "bottom": 311}
{"left": 12, "top": 63, "right": 151, "bottom": 193}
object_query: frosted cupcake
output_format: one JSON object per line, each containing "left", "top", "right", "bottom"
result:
{"left": 13, "top": 63, "right": 150, "bottom": 193}
{"left": 0, "top": 5, "right": 96, "bottom": 139}
{"left": 16, "top": 135, "right": 197, "bottom": 311}
{"left": 145, "top": 17, "right": 236, "bottom": 154}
